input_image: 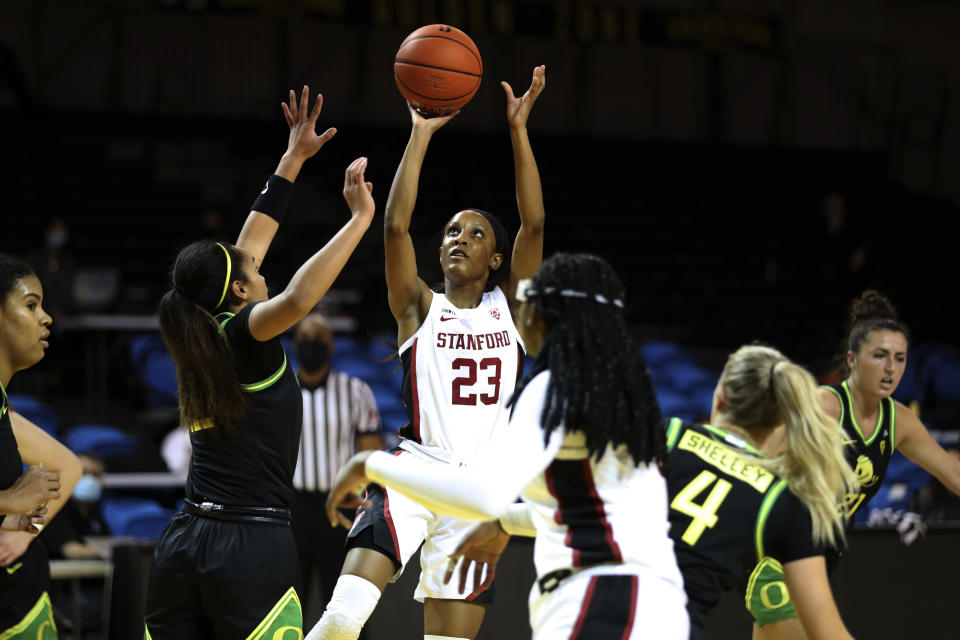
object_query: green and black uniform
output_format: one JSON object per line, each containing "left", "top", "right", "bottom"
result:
{"left": 745, "top": 380, "right": 896, "bottom": 626}
{"left": 145, "top": 304, "right": 304, "bottom": 640}
{"left": 0, "top": 383, "right": 58, "bottom": 639}
{"left": 664, "top": 419, "right": 821, "bottom": 639}
{"left": 827, "top": 380, "right": 897, "bottom": 528}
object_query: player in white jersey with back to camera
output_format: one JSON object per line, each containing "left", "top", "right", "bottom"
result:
{"left": 325, "top": 253, "right": 689, "bottom": 640}
{"left": 306, "top": 65, "right": 547, "bottom": 640}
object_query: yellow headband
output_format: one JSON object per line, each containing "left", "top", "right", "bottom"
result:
{"left": 214, "top": 242, "right": 232, "bottom": 309}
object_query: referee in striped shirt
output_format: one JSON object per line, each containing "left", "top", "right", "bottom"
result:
{"left": 291, "top": 313, "right": 384, "bottom": 628}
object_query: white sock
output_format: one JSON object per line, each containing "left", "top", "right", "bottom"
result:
{"left": 424, "top": 636, "right": 471, "bottom": 640}
{"left": 304, "top": 575, "right": 382, "bottom": 640}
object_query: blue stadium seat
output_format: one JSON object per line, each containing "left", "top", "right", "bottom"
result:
{"left": 367, "top": 337, "right": 399, "bottom": 364}
{"left": 6, "top": 393, "right": 58, "bottom": 437}
{"left": 641, "top": 341, "right": 698, "bottom": 368}
{"left": 101, "top": 498, "right": 174, "bottom": 539}
{"left": 128, "top": 334, "right": 178, "bottom": 407}
{"left": 333, "top": 336, "right": 365, "bottom": 360}
{"left": 370, "top": 384, "right": 405, "bottom": 414}
{"left": 65, "top": 424, "right": 139, "bottom": 458}
{"left": 333, "top": 354, "right": 384, "bottom": 382}
{"left": 380, "top": 408, "right": 409, "bottom": 433}
{"left": 656, "top": 388, "right": 702, "bottom": 423}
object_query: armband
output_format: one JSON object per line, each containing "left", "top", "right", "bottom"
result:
{"left": 250, "top": 174, "right": 294, "bottom": 223}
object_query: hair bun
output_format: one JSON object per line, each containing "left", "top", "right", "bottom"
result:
{"left": 848, "top": 289, "right": 897, "bottom": 328}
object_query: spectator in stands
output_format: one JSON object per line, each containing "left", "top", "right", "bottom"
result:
{"left": 39, "top": 453, "right": 109, "bottom": 560}
{"left": 290, "top": 312, "right": 384, "bottom": 627}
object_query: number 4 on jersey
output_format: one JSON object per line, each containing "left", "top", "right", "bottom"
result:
{"left": 671, "top": 470, "right": 733, "bottom": 546}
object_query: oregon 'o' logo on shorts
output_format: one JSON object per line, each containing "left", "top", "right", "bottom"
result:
{"left": 272, "top": 627, "right": 302, "bottom": 640}
{"left": 759, "top": 581, "right": 790, "bottom": 609}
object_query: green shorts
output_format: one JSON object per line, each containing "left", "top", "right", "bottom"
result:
{"left": 0, "top": 591, "right": 58, "bottom": 640}
{"left": 745, "top": 557, "right": 797, "bottom": 626}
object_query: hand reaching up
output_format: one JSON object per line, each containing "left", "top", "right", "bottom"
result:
{"left": 281, "top": 85, "right": 337, "bottom": 160}
{"left": 343, "top": 157, "right": 375, "bottom": 224}
{"left": 503, "top": 65, "right": 546, "bottom": 129}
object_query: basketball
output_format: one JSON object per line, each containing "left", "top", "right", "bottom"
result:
{"left": 394, "top": 24, "right": 482, "bottom": 116}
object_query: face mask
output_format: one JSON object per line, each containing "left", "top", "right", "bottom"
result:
{"left": 73, "top": 474, "right": 102, "bottom": 504}
{"left": 296, "top": 339, "right": 331, "bottom": 372}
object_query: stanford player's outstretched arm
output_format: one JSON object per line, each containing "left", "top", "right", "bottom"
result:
{"left": 325, "top": 373, "right": 558, "bottom": 528}
{"left": 384, "top": 105, "right": 458, "bottom": 341}
{"left": 236, "top": 86, "right": 337, "bottom": 266}
{"left": 503, "top": 65, "right": 546, "bottom": 303}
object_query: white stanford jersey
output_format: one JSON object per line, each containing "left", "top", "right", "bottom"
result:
{"left": 515, "top": 375, "right": 682, "bottom": 584}
{"left": 366, "top": 370, "right": 684, "bottom": 589}
{"left": 398, "top": 286, "right": 525, "bottom": 463}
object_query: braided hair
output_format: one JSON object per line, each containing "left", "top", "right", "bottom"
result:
{"left": 838, "top": 290, "right": 910, "bottom": 377}
{"left": 513, "top": 253, "right": 665, "bottom": 465}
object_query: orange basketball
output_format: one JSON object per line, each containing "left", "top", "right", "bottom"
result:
{"left": 394, "top": 24, "right": 482, "bottom": 116}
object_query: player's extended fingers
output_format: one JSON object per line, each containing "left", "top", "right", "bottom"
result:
{"left": 480, "top": 564, "right": 496, "bottom": 591}
{"left": 286, "top": 89, "right": 297, "bottom": 120}
{"left": 309, "top": 93, "right": 324, "bottom": 121}
{"left": 535, "top": 68, "right": 546, "bottom": 92}
{"left": 317, "top": 127, "right": 337, "bottom": 147}
{"left": 473, "top": 561, "right": 483, "bottom": 594}
{"left": 345, "top": 157, "right": 362, "bottom": 186}
{"left": 299, "top": 85, "right": 310, "bottom": 122}
{"left": 335, "top": 510, "right": 353, "bottom": 529}
{"left": 355, "top": 157, "right": 368, "bottom": 181}
{"left": 500, "top": 81, "right": 516, "bottom": 102}
{"left": 325, "top": 491, "right": 344, "bottom": 526}
{"left": 282, "top": 102, "right": 295, "bottom": 127}
{"left": 443, "top": 557, "right": 458, "bottom": 585}
{"left": 458, "top": 559, "right": 470, "bottom": 594}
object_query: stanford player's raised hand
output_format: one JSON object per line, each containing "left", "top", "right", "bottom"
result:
{"left": 503, "top": 65, "right": 545, "bottom": 129}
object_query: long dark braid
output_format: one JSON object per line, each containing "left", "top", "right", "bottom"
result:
{"left": 513, "top": 253, "right": 665, "bottom": 465}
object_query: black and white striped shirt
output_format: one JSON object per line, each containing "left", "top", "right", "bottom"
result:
{"left": 293, "top": 370, "right": 381, "bottom": 493}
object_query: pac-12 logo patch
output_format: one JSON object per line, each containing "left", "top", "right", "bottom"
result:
{"left": 490, "top": 309, "right": 500, "bottom": 320}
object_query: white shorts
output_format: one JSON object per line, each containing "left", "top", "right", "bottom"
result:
{"left": 527, "top": 566, "right": 689, "bottom": 640}
{"left": 389, "top": 485, "right": 491, "bottom": 603}
{"left": 345, "top": 447, "right": 492, "bottom": 603}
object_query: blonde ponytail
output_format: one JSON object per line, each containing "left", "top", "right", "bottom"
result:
{"left": 719, "top": 345, "right": 858, "bottom": 549}
{"left": 768, "top": 362, "right": 858, "bottom": 548}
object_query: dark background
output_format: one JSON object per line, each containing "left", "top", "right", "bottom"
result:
{"left": 2, "top": 0, "right": 959, "bottom": 637}
{"left": 3, "top": 0, "right": 959, "bottom": 361}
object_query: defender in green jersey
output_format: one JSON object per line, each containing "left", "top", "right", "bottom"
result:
{"left": 753, "top": 291, "right": 960, "bottom": 639}
{"left": 666, "top": 345, "right": 857, "bottom": 640}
